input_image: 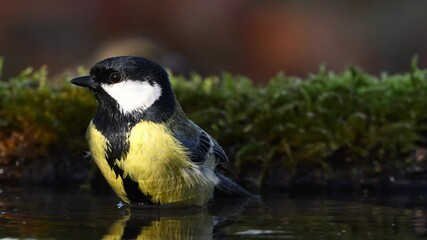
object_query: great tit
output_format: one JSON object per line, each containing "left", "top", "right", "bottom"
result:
{"left": 71, "top": 56, "right": 253, "bottom": 206}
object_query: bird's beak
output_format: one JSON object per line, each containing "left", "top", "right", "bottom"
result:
{"left": 70, "top": 76, "right": 92, "bottom": 88}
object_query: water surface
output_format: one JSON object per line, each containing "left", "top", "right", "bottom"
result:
{"left": 0, "top": 187, "right": 426, "bottom": 239}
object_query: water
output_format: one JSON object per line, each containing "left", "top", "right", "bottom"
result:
{"left": 0, "top": 187, "right": 426, "bottom": 239}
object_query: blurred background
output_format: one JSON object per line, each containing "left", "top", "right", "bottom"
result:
{"left": 0, "top": 0, "right": 426, "bottom": 81}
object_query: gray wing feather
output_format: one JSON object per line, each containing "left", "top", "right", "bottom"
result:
{"left": 211, "top": 138, "right": 228, "bottom": 162}
{"left": 171, "top": 121, "right": 228, "bottom": 165}
{"left": 188, "top": 129, "right": 228, "bottom": 164}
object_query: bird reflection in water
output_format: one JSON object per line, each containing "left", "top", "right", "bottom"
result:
{"left": 102, "top": 197, "right": 251, "bottom": 240}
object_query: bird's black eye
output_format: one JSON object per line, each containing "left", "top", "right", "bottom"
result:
{"left": 109, "top": 72, "right": 122, "bottom": 83}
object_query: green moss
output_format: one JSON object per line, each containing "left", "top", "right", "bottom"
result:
{"left": 0, "top": 64, "right": 96, "bottom": 166}
{"left": 1, "top": 59, "right": 426, "bottom": 187}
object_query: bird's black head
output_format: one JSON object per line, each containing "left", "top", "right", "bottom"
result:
{"left": 71, "top": 56, "right": 176, "bottom": 123}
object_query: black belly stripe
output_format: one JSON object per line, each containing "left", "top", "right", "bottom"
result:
{"left": 113, "top": 165, "right": 158, "bottom": 205}
{"left": 122, "top": 175, "right": 158, "bottom": 205}
{"left": 104, "top": 137, "right": 158, "bottom": 205}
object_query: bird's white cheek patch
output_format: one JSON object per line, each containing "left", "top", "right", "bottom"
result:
{"left": 101, "top": 81, "right": 162, "bottom": 113}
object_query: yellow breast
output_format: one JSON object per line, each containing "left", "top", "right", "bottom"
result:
{"left": 86, "top": 120, "right": 218, "bottom": 206}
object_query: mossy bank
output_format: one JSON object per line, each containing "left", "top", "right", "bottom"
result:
{"left": 1, "top": 58, "right": 427, "bottom": 193}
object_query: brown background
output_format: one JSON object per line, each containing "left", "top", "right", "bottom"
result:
{"left": 1, "top": 1, "right": 426, "bottom": 81}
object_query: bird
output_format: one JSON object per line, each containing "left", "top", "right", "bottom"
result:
{"left": 71, "top": 56, "right": 253, "bottom": 206}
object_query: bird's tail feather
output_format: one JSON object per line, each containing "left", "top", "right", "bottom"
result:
{"left": 215, "top": 173, "right": 258, "bottom": 199}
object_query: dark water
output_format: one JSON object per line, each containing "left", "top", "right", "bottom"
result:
{"left": 1, "top": 187, "right": 427, "bottom": 240}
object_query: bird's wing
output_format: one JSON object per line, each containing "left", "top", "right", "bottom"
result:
{"left": 190, "top": 129, "right": 228, "bottom": 164}
{"left": 171, "top": 121, "right": 228, "bottom": 165}
{"left": 166, "top": 111, "right": 256, "bottom": 199}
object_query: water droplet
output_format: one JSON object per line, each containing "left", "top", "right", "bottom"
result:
{"left": 117, "top": 201, "right": 125, "bottom": 209}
